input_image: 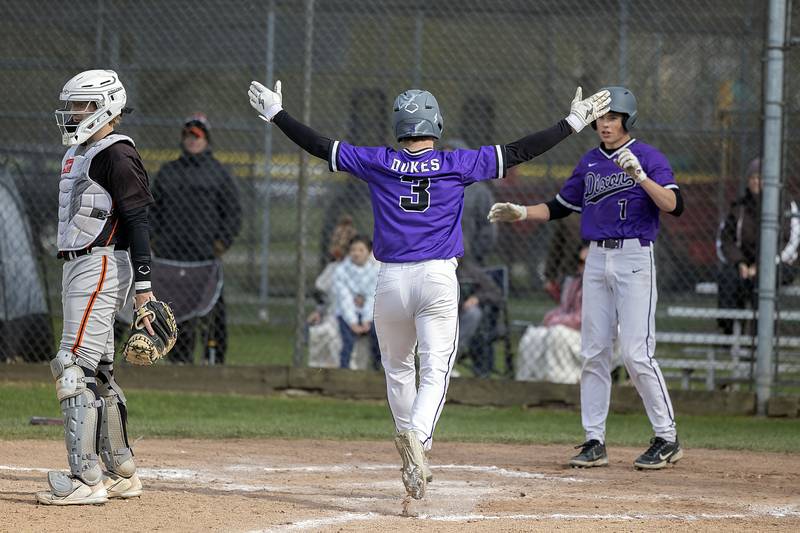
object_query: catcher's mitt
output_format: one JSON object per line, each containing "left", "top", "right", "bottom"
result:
{"left": 124, "top": 300, "right": 178, "bottom": 365}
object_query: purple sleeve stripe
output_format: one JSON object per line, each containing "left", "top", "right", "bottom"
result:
{"left": 329, "top": 140, "right": 340, "bottom": 172}
{"left": 556, "top": 193, "right": 582, "bottom": 212}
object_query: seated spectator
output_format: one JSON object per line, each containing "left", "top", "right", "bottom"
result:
{"left": 516, "top": 244, "right": 589, "bottom": 383}
{"left": 457, "top": 258, "right": 503, "bottom": 377}
{"left": 716, "top": 157, "right": 799, "bottom": 334}
{"left": 333, "top": 235, "right": 381, "bottom": 370}
{"left": 307, "top": 215, "right": 358, "bottom": 368}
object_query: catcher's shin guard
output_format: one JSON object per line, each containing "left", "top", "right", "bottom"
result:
{"left": 97, "top": 363, "right": 136, "bottom": 478}
{"left": 50, "top": 350, "right": 103, "bottom": 485}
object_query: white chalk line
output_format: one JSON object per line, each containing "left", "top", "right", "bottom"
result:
{"left": 227, "top": 463, "right": 585, "bottom": 482}
{"left": 252, "top": 512, "right": 379, "bottom": 532}
{"left": 261, "top": 508, "right": 800, "bottom": 532}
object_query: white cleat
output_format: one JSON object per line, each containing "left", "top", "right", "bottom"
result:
{"left": 103, "top": 471, "right": 143, "bottom": 499}
{"left": 36, "top": 471, "right": 109, "bottom": 505}
{"left": 394, "top": 430, "right": 427, "bottom": 500}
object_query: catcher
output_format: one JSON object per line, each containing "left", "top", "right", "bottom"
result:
{"left": 38, "top": 70, "right": 176, "bottom": 506}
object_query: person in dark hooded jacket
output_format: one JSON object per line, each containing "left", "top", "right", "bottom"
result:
{"left": 716, "top": 157, "right": 799, "bottom": 333}
{"left": 151, "top": 113, "right": 242, "bottom": 363}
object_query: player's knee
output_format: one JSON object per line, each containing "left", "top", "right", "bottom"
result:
{"left": 51, "top": 350, "right": 94, "bottom": 401}
{"left": 580, "top": 341, "right": 614, "bottom": 362}
{"left": 618, "top": 336, "right": 651, "bottom": 363}
{"left": 623, "top": 356, "right": 656, "bottom": 378}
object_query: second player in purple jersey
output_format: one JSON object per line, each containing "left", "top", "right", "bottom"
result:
{"left": 489, "top": 86, "right": 686, "bottom": 472}
{"left": 330, "top": 142, "right": 504, "bottom": 262}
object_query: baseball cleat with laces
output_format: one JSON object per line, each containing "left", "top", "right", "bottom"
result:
{"left": 569, "top": 439, "right": 609, "bottom": 468}
{"left": 634, "top": 437, "right": 683, "bottom": 469}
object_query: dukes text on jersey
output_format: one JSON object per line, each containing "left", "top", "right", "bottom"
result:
{"left": 390, "top": 158, "right": 441, "bottom": 174}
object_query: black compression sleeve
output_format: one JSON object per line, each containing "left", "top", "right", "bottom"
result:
{"left": 121, "top": 206, "right": 152, "bottom": 293}
{"left": 668, "top": 188, "right": 684, "bottom": 217}
{"left": 272, "top": 110, "right": 332, "bottom": 160}
{"left": 504, "top": 119, "right": 573, "bottom": 168}
{"left": 545, "top": 197, "right": 574, "bottom": 220}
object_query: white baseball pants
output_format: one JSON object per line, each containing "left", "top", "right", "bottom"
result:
{"left": 374, "top": 258, "right": 459, "bottom": 451}
{"left": 580, "top": 239, "right": 677, "bottom": 443}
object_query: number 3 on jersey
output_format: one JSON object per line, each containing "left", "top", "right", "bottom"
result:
{"left": 399, "top": 176, "right": 430, "bottom": 212}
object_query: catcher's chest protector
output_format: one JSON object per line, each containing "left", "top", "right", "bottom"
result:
{"left": 57, "top": 134, "right": 133, "bottom": 251}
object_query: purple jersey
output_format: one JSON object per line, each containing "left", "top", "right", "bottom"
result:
{"left": 329, "top": 141, "right": 506, "bottom": 262}
{"left": 556, "top": 139, "right": 678, "bottom": 242}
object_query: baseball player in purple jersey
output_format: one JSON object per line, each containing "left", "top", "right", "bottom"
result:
{"left": 248, "top": 80, "right": 610, "bottom": 498}
{"left": 489, "top": 86, "right": 685, "bottom": 470}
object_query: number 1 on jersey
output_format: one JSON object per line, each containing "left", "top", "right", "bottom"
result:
{"left": 618, "top": 199, "right": 628, "bottom": 220}
{"left": 399, "top": 176, "right": 430, "bottom": 212}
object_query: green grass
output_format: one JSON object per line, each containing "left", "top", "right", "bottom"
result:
{"left": 2, "top": 382, "right": 798, "bottom": 453}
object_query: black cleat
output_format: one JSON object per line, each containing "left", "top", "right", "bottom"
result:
{"left": 569, "top": 439, "right": 608, "bottom": 468}
{"left": 634, "top": 437, "right": 683, "bottom": 470}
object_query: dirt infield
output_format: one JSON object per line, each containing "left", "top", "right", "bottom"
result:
{"left": 1, "top": 439, "right": 798, "bottom": 532}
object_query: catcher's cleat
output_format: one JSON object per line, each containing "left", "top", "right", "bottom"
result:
{"left": 394, "top": 430, "right": 427, "bottom": 499}
{"left": 634, "top": 437, "right": 683, "bottom": 470}
{"left": 102, "top": 471, "right": 143, "bottom": 499}
{"left": 36, "top": 471, "right": 108, "bottom": 505}
{"left": 569, "top": 439, "right": 609, "bottom": 468}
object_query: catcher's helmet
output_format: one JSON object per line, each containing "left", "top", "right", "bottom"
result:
{"left": 55, "top": 69, "right": 127, "bottom": 146}
{"left": 592, "top": 86, "right": 637, "bottom": 131}
{"left": 392, "top": 89, "right": 443, "bottom": 141}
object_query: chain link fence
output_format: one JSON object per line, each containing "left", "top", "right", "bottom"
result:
{"left": 2, "top": 0, "right": 799, "bottom": 390}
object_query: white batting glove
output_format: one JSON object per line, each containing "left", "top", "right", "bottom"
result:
{"left": 615, "top": 147, "right": 648, "bottom": 183}
{"left": 487, "top": 202, "right": 527, "bottom": 223}
{"left": 565, "top": 87, "right": 612, "bottom": 133}
{"left": 248, "top": 80, "right": 283, "bottom": 122}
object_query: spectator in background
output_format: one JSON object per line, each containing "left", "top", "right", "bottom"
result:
{"left": 151, "top": 113, "right": 242, "bottom": 364}
{"left": 457, "top": 258, "right": 503, "bottom": 377}
{"left": 307, "top": 215, "right": 358, "bottom": 368}
{"left": 333, "top": 235, "right": 381, "bottom": 370}
{"left": 716, "top": 157, "right": 800, "bottom": 334}
{"left": 443, "top": 139, "right": 497, "bottom": 265}
{"left": 516, "top": 243, "right": 589, "bottom": 383}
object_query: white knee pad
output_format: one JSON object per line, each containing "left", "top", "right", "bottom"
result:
{"left": 50, "top": 350, "right": 103, "bottom": 485}
{"left": 97, "top": 363, "right": 136, "bottom": 477}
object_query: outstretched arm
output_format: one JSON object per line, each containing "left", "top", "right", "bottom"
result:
{"left": 487, "top": 202, "right": 552, "bottom": 223}
{"left": 249, "top": 80, "right": 332, "bottom": 160}
{"left": 487, "top": 193, "right": 577, "bottom": 224}
{"left": 503, "top": 87, "right": 611, "bottom": 168}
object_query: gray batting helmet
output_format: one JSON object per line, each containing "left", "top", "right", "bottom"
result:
{"left": 392, "top": 89, "right": 443, "bottom": 140}
{"left": 592, "top": 86, "right": 638, "bottom": 131}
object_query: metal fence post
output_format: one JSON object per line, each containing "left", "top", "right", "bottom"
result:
{"left": 756, "top": 0, "right": 788, "bottom": 415}
{"left": 259, "top": 0, "right": 276, "bottom": 323}
{"left": 293, "top": 0, "right": 315, "bottom": 367}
